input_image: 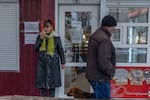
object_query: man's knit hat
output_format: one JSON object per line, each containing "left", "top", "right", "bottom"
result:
{"left": 101, "top": 15, "right": 117, "bottom": 27}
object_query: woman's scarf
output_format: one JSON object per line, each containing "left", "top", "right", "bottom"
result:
{"left": 39, "top": 31, "right": 54, "bottom": 56}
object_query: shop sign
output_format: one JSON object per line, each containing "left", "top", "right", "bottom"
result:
{"left": 111, "top": 67, "right": 150, "bottom": 98}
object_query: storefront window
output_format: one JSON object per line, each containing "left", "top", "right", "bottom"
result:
{"left": 108, "top": 7, "right": 148, "bottom": 23}
{"left": 111, "top": 28, "right": 121, "bottom": 42}
{"left": 65, "top": 12, "right": 92, "bottom": 63}
{"left": 116, "top": 48, "right": 147, "bottom": 63}
{"left": 127, "top": 26, "right": 148, "bottom": 44}
{"left": 64, "top": 67, "right": 90, "bottom": 94}
{"left": 108, "top": 7, "right": 149, "bottom": 64}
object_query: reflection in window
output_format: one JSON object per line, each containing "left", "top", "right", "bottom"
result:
{"left": 64, "top": 67, "right": 90, "bottom": 94}
{"left": 65, "top": 43, "right": 88, "bottom": 63}
{"left": 65, "top": 12, "right": 92, "bottom": 63}
{"left": 108, "top": 7, "right": 148, "bottom": 23}
{"left": 116, "top": 48, "right": 147, "bottom": 63}
{"left": 127, "top": 26, "right": 148, "bottom": 44}
{"left": 111, "top": 28, "right": 120, "bottom": 42}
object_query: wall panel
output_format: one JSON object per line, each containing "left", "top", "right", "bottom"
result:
{"left": 0, "top": 0, "right": 55, "bottom": 96}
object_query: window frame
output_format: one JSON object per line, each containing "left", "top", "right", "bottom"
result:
{"left": 106, "top": 5, "right": 150, "bottom": 67}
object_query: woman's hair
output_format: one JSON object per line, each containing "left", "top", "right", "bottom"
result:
{"left": 43, "top": 19, "right": 53, "bottom": 28}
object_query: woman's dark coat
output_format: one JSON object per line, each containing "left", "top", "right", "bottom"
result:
{"left": 35, "top": 35, "right": 65, "bottom": 89}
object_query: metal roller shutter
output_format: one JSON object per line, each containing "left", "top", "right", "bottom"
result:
{"left": 0, "top": 3, "right": 19, "bottom": 71}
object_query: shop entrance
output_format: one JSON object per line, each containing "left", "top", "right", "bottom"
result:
{"left": 57, "top": 5, "right": 99, "bottom": 98}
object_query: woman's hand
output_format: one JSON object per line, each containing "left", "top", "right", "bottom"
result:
{"left": 40, "top": 30, "right": 46, "bottom": 39}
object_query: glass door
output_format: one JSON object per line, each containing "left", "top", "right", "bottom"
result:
{"left": 58, "top": 5, "right": 99, "bottom": 98}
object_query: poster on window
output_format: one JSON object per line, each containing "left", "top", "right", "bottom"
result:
{"left": 71, "top": 21, "right": 82, "bottom": 29}
{"left": 111, "top": 67, "right": 150, "bottom": 98}
{"left": 70, "top": 28, "right": 83, "bottom": 44}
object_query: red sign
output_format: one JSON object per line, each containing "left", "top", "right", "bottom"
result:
{"left": 111, "top": 67, "right": 150, "bottom": 98}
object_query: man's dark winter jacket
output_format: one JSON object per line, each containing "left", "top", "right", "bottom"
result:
{"left": 86, "top": 27, "right": 116, "bottom": 81}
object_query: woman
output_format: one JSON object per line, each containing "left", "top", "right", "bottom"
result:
{"left": 35, "top": 19, "right": 65, "bottom": 97}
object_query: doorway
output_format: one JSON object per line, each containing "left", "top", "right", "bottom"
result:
{"left": 57, "top": 5, "right": 99, "bottom": 98}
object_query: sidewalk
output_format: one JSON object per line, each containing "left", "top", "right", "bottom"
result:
{"left": 0, "top": 95, "right": 149, "bottom": 100}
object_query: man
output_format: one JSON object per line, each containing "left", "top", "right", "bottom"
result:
{"left": 85, "top": 15, "right": 117, "bottom": 99}
{"left": 35, "top": 19, "right": 65, "bottom": 97}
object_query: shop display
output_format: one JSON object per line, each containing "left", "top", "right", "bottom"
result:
{"left": 128, "top": 69, "right": 144, "bottom": 85}
{"left": 113, "top": 68, "right": 128, "bottom": 85}
{"left": 144, "top": 69, "right": 150, "bottom": 84}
